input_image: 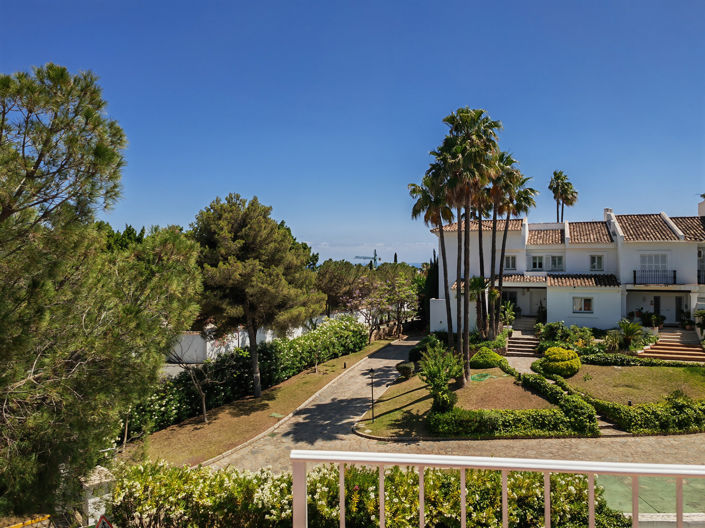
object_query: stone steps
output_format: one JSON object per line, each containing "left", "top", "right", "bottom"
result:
{"left": 506, "top": 335, "right": 540, "bottom": 358}
{"left": 639, "top": 330, "right": 705, "bottom": 361}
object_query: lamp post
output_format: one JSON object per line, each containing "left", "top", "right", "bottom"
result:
{"left": 370, "top": 367, "right": 375, "bottom": 422}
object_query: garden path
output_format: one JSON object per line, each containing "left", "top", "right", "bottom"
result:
{"left": 210, "top": 336, "right": 705, "bottom": 474}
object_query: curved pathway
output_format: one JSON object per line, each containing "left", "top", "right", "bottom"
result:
{"left": 210, "top": 338, "right": 705, "bottom": 473}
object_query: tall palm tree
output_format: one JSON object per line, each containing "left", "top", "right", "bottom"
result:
{"left": 548, "top": 170, "right": 567, "bottom": 222}
{"left": 463, "top": 276, "right": 488, "bottom": 380}
{"left": 409, "top": 169, "right": 455, "bottom": 349}
{"left": 443, "top": 108, "right": 501, "bottom": 380}
{"left": 560, "top": 182, "right": 578, "bottom": 222}
{"left": 495, "top": 174, "right": 537, "bottom": 333}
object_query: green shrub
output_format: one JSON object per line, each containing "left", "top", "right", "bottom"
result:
{"left": 109, "top": 461, "right": 630, "bottom": 528}
{"left": 580, "top": 352, "right": 703, "bottom": 368}
{"left": 428, "top": 406, "right": 571, "bottom": 437}
{"left": 419, "top": 341, "right": 462, "bottom": 412}
{"left": 395, "top": 361, "right": 415, "bottom": 380}
{"left": 469, "top": 347, "right": 504, "bottom": 369}
{"left": 541, "top": 347, "right": 581, "bottom": 377}
{"left": 409, "top": 334, "right": 442, "bottom": 363}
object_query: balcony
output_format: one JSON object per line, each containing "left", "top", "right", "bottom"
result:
{"left": 291, "top": 449, "right": 705, "bottom": 527}
{"left": 633, "top": 269, "right": 677, "bottom": 285}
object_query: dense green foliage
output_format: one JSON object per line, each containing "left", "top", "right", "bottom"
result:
{"left": 419, "top": 341, "right": 462, "bottom": 412}
{"left": 539, "top": 347, "right": 581, "bottom": 377}
{"left": 315, "top": 259, "right": 366, "bottom": 317}
{"left": 109, "top": 461, "right": 630, "bottom": 528}
{"left": 580, "top": 352, "right": 703, "bottom": 368}
{"left": 535, "top": 322, "right": 594, "bottom": 349}
{"left": 409, "top": 335, "right": 443, "bottom": 363}
{"left": 0, "top": 65, "right": 203, "bottom": 513}
{"left": 128, "top": 316, "right": 367, "bottom": 437}
{"left": 395, "top": 361, "right": 415, "bottom": 380}
{"left": 468, "top": 347, "right": 504, "bottom": 369}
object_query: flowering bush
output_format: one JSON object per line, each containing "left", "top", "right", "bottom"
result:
{"left": 109, "top": 461, "right": 630, "bottom": 527}
{"left": 128, "top": 316, "right": 367, "bottom": 437}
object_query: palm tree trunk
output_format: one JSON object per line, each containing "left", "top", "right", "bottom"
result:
{"left": 556, "top": 199, "right": 560, "bottom": 222}
{"left": 561, "top": 200, "right": 565, "bottom": 222}
{"left": 488, "top": 205, "right": 498, "bottom": 339}
{"left": 497, "top": 210, "right": 512, "bottom": 333}
{"left": 247, "top": 321, "right": 262, "bottom": 398}
{"left": 438, "top": 226, "right": 454, "bottom": 349}
{"left": 455, "top": 206, "right": 463, "bottom": 361}
{"left": 463, "top": 196, "right": 472, "bottom": 383}
{"left": 477, "top": 210, "right": 487, "bottom": 339}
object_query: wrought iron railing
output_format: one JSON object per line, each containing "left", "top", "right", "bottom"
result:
{"left": 633, "top": 269, "right": 677, "bottom": 285}
{"left": 291, "top": 449, "right": 705, "bottom": 528}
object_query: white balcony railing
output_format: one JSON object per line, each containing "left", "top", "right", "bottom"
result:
{"left": 291, "top": 450, "right": 705, "bottom": 528}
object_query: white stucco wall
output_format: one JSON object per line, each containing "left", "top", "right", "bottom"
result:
{"left": 430, "top": 293, "right": 477, "bottom": 333}
{"left": 617, "top": 242, "right": 699, "bottom": 285}
{"left": 546, "top": 287, "right": 622, "bottom": 329}
{"left": 564, "top": 246, "right": 618, "bottom": 275}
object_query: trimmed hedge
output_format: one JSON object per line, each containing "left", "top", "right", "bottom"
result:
{"left": 128, "top": 316, "right": 367, "bottom": 437}
{"left": 468, "top": 347, "right": 504, "bottom": 369}
{"left": 540, "top": 347, "right": 581, "bottom": 377}
{"left": 395, "top": 361, "right": 415, "bottom": 379}
{"left": 581, "top": 352, "right": 704, "bottom": 368}
{"left": 110, "top": 461, "right": 630, "bottom": 528}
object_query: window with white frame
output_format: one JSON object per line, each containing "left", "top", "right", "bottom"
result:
{"left": 573, "top": 297, "right": 593, "bottom": 313}
{"left": 640, "top": 253, "right": 667, "bottom": 270}
{"left": 530, "top": 255, "right": 543, "bottom": 270}
{"left": 550, "top": 255, "right": 564, "bottom": 271}
{"left": 504, "top": 255, "right": 516, "bottom": 270}
{"left": 590, "top": 255, "right": 604, "bottom": 271}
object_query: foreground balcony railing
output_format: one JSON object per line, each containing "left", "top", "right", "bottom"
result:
{"left": 633, "top": 269, "right": 677, "bottom": 285}
{"left": 291, "top": 450, "right": 705, "bottom": 528}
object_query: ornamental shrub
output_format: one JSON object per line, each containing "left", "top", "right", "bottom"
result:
{"left": 408, "top": 334, "right": 442, "bottom": 363}
{"left": 542, "top": 347, "right": 581, "bottom": 377}
{"left": 395, "top": 361, "right": 415, "bottom": 380}
{"left": 109, "top": 461, "right": 631, "bottom": 528}
{"left": 419, "top": 341, "right": 462, "bottom": 412}
{"left": 469, "top": 347, "right": 504, "bottom": 369}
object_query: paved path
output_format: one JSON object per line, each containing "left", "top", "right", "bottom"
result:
{"left": 211, "top": 338, "right": 705, "bottom": 474}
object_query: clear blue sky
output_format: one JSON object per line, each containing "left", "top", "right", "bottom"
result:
{"left": 2, "top": 1, "right": 704, "bottom": 263}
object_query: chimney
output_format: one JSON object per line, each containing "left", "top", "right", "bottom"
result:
{"left": 699, "top": 198, "right": 705, "bottom": 217}
{"left": 603, "top": 208, "right": 613, "bottom": 221}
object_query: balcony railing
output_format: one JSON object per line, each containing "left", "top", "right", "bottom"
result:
{"left": 291, "top": 449, "right": 705, "bottom": 528}
{"left": 633, "top": 269, "right": 677, "bottom": 285}
{"left": 699, "top": 269, "right": 705, "bottom": 285}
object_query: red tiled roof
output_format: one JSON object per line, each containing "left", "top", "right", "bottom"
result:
{"left": 527, "top": 229, "right": 564, "bottom": 245}
{"left": 569, "top": 221, "right": 613, "bottom": 244}
{"left": 670, "top": 216, "right": 705, "bottom": 241}
{"left": 615, "top": 214, "right": 678, "bottom": 241}
{"left": 434, "top": 219, "right": 523, "bottom": 233}
{"left": 546, "top": 274, "right": 620, "bottom": 287}
{"left": 451, "top": 274, "right": 546, "bottom": 290}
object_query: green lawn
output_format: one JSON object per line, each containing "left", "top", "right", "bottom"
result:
{"left": 358, "top": 368, "right": 554, "bottom": 438}
{"left": 567, "top": 364, "right": 705, "bottom": 405}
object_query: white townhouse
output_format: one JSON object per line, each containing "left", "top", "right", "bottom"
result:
{"left": 430, "top": 199, "right": 705, "bottom": 331}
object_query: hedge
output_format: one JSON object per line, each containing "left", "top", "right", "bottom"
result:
{"left": 128, "top": 316, "right": 367, "bottom": 437}
{"left": 468, "top": 347, "right": 504, "bottom": 369}
{"left": 580, "top": 352, "right": 705, "bottom": 368}
{"left": 109, "top": 461, "right": 631, "bottom": 528}
{"left": 539, "top": 347, "right": 581, "bottom": 378}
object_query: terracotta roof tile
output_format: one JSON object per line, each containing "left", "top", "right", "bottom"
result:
{"left": 546, "top": 274, "right": 620, "bottom": 287}
{"left": 434, "top": 219, "right": 523, "bottom": 233}
{"left": 615, "top": 214, "right": 678, "bottom": 241}
{"left": 568, "top": 221, "right": 613, "bottom": 244}
{"left": 527, "top": 229, "right": 564, "bottom": 245}
{"left": 451, "top": 274, "right": 546, "bottom": 290}
{"left": 670, "top": 216, "right": 705, "bottom": 241}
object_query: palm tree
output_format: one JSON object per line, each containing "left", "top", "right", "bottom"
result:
{"left": 463, "top": 276, "right": 489, "bottom": 380}
{"left": 409, "top": 169, "right": 455, "bottom": 349}
{"left": 442, "top": 107, "right": 501, "bottom": 379}
{"left": 548, "top": 170, "right": 567, "bottom": 222}
{"left": 560, "top": 182, "right": 578, "bottom": 222}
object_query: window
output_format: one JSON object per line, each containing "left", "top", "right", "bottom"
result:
{"left": 573, "top": 297, "right": 593, "bottom": 313}
{"left": 590, "top": 255, "right": 604, "bottom": 271}
{"left": 530, "top": 256, "right": 543, "bottom": 270}
{"left": 550, "top": 255, "right": 564, "bottom": 271}
{"left": 504, "top": 255, "right": 516, "bottom": 270}
{"left": 640, "top": 253, "right": 667, "bottom": 270}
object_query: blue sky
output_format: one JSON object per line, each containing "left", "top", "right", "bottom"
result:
{"left": 2, "top": 1, "right": 704, "bottom": 263}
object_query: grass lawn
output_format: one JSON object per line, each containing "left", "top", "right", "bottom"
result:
{"left": 124, "top": 339, "right": 393, "bottom": 466}
{"left": 567, "top": 364, "right": 705, "bottom": 405}
{"left": 357, "top": 368, "right": 554, "bottom": 438}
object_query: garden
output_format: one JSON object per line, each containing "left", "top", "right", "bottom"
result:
{"left": 359, "top": 320, "right": 705, "bottom": 441}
